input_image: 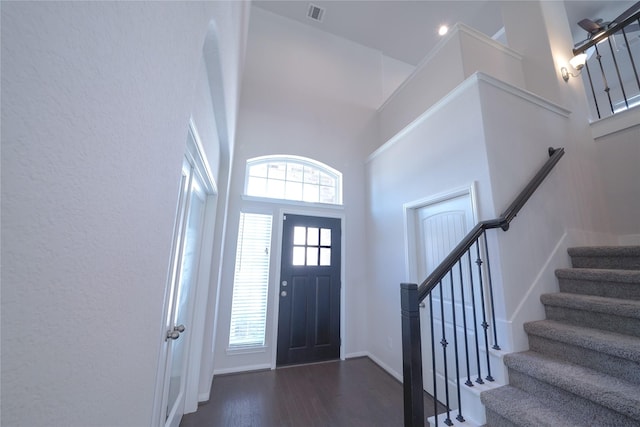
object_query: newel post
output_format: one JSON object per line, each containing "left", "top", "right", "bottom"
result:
{"left": 401, "top": 283, "right": 425, "bottom": 427}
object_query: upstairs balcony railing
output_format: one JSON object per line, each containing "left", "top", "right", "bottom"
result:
{"left": 400, "top": 147, "right": 565, "bottom": 427}
{"left": 573, "top": 5, "right": 640, "bottom": 119}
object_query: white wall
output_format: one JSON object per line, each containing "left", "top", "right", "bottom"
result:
{"left": 0, "top": 2, "right": 247, "bottom": 426}
{"left": 211, "top": 6, "right": 413, "bottom": 373}
{"left": 593, "top": 120, "right": 640, "bottom": 244}
{"left": 366, "top": 79, "right": 494, "bottom": 378}
{"left": 378, "top": 24, "right": 525, "bottom": 145}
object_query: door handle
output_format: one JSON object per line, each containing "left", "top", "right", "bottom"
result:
{"left": 419, "top": 302, "right": 425, "bottom": 308}
{"left": 281, "top": 290, "right": 287, "bottom": 297}
{"left": 166, "top": 324, "right": 186, "bottom": 341}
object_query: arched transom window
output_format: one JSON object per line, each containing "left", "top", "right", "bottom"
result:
{"left": 245, "top": 155, "right": 343, "bottom": 205}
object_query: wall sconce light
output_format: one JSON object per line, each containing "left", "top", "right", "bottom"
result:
{"left": 561, "top": 53, "right": 588, "bottom": 82}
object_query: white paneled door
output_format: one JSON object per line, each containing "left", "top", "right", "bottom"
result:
{"left": 413, "top": 193, "right": 475, "bottom": 406}
{"left": 161, "top": 156, "right": 207, "bottom": 427}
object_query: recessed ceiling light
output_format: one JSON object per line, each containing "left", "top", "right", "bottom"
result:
{"left": 438, "top": 25, "right": 449, "bottom": 36}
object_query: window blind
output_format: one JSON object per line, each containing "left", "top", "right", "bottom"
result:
{"left": 228, "top": 212, "right": 272, "bottom": 348}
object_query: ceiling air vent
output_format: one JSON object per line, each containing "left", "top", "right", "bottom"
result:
{"left": 307, "top": 4, "right": 325, "bottom": 22}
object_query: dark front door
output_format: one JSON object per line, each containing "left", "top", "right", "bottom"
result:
{"left": 277, "top": 214, "right": 341, "bottom": 366}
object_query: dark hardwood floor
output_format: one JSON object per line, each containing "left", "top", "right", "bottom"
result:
{"left": 180, "top": 357, "right": 443, "bottom": 427}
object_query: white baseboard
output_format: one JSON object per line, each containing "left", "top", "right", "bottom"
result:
{"left": 345, "top": 351, "right": 369, "bottom": 359}
{"left": 507, "top": 232, "right": 569, "bottom": 352}
{"left": 620, "top": 234, "right": 640, "bottom": 245}
{"left": 213, "top": 363, "right": 272, "bottom": 376}
{"left": 197, "top": 391, "right": 210, "bottom": 404}
{"left": 365, "top": 352, "right": 403, "bottom": 383}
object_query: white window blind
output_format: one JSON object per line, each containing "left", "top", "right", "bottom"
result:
{"left": 228, "top": 212, "right": 272, "bottom": 348}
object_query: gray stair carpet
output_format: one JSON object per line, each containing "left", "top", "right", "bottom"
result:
{"left": 481, "top": 246, "right": 640, "bottom": 426}
{"left": 568, "top": 245, "right": 640, "bottom": 270}
{"left": 556, "top": 267, "right": 640, "bottom": 300}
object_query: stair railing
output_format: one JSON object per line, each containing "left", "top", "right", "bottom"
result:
{"left": 401, "top": 147, "right": 565, "bottom": 427}
{"left": 573, "top": 6, "right": 640, "bottom": 119}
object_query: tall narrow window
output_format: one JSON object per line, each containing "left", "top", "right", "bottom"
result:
{"left": 245, "top": 155, "right": 342, "bottom": 205}
{"left": 228, "top": 212, "right": 273, "bottom": 348}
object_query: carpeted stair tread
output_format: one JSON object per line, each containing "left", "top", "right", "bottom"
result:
{"left": 540, "top": 292, "right": 640, "bottom": 319}
{"left": 568, "top": 246, "right": 640, "bottom": 258}
{"left": 481, "top": 385, "right": 585, "bottom": 427}
{"left": 524, "top": 319, "right": 640, "bottom": 363}
{"left": 556, "top": 267, "right": 640, "bottom": 283}
{"left": 556, "top": 267, "right": 640, "bottom": 300}
{"left": 503, "top": 351, "right": 640, "bottom": 420}
{"left": 568, "top": 246, "right": 640, "bottom": 270}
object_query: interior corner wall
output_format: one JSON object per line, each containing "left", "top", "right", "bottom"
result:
{"left": 500, "top": 0, "right": 564, "bottom": 105}
{"left": 0, "top": 2, "right": 247, "bottom": 426}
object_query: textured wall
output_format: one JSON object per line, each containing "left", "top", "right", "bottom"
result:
{"left": 1, "top": 2, "right": 246, "bottom": 426}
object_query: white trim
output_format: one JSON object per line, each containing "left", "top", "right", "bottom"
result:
{"left": 213, "top": 363, "right": 272, "bottom": 376}
{"left": 198, "top": 392, "right": 210, "bottom": 404}
{"left": 378, "top": 23, "right": 522, "bottom": 112}
{"left": 241, "top": 194, "right": 345, "bottom": 210}
{"left": 402, "top": 183, "right": 478, "bottom": 284}
{"left": 508, "top": 232, "right": 568, "bottom": 323}
{"left": 477, "top": 73, "right": 571, "bottom": 117}
{"left": 345, "top": 351, "right": 369, "bottom": 359}
{"left": 590, "top": 105, "right": 640, "bottom": 139}
{"left": 188, "top": 118, "right": 218, "bottom": 195}
{"left": 366, "top": 352, "right": 403, "bottom": 383}
{"left": 225, "top": 345, "right": 268, "bottom": 356}
{"left": 620, "top": 234, "right": 640, "bottom": 245}
{"left": 368, "top": 73, "right": 571, "bottom": 163}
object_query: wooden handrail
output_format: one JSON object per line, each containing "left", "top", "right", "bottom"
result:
{"left": 416, "top": 147, "right": 565, "bottom": 302}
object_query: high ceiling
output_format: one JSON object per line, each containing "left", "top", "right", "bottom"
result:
{"left": 253, "top": 0, "right": 637, "bottom": 65}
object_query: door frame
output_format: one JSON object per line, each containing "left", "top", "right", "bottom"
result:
{"left": 152, "top": 121, "right": 217, "bottom": 427}
{"left": 270, "top": 207, "right": 346, "bottom": 369}
{"left": 403, "top": 183, "right": 478, "bottom": 284}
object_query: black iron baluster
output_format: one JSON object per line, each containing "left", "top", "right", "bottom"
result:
{"left": 449, "top": 268, "right": 465, "bottom": 423}
{"left": 607, "top": 35, "right": 629, "bottom": 109}
{"left": 482, "top": 233, "right": 500, "bottom": 351}
{"left": 429, "top": 292, "right": 438, "bottom": 427}
{"left": 459, "top": 254, "right": 473, "bottom": 388}
{"left": 584, "top": 61, "right": 602, "bottom": 119}
{"left": 439, "top": 282, "right": 453, "bottom": 426}
{"left": 468, "top": 246, "right": 483, "bottom": 385}
{"left": 620, "top": 27, "right": 640, "bottom": 91}
{"left": 594, "top": 43, "right": 615, "bottom": 115}
{"left": 475, "top": 239, "right": 494, "bottom": 382}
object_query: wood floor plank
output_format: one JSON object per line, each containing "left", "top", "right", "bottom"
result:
{"left": 180, "top": 357, "right": 443, "bottom": 427}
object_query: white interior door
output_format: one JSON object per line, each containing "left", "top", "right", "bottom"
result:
{"left": 414, "top": 193, "right": 475, "bottom": 406}
{"left": 162, "top": 158, "right": 207, "bottom": 427}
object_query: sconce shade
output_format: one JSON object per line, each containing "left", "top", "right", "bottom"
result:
{"left": 570, "top": 53, "right": 587, "bottom": 70}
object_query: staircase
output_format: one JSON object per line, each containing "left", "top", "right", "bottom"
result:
{"left": 481, "top": 246, "right": 640, "bottom": 426}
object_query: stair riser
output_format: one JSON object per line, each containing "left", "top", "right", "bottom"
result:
{"left": 507, "top": 369, "right": 639, "bottom": 425}
{"left": 571, "top": 256, "right": 640, "bottom": 270}
{"left": 558, "top": 277, "right": 640, "bottom": 300}
{"left": 527, "top": 334, "right": 640, "bottom": 384}
{"left": 544, "top": 305, "right": 640, "bottom": 338}
{"left": 485, "top": 409, "right": 518, "bottom": 427}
